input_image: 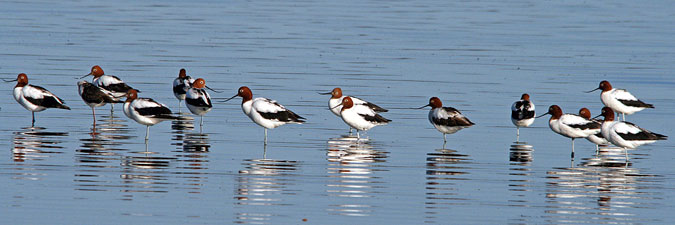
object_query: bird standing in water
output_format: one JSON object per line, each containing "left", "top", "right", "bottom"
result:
{"left": 419, "top": 97, "right": 474, "bottom": 144}
{"left": 77, "top": 80, "right": 123, "bottom": 127}
{"left": 224, "top": 86, "right": 305, "bottom": 145}
{"left": 9, "top": 73, "right": 70, "bottom": 127}
{"left": 172, "top": 68, "right": 194, "bottom": 112}
{"left": 510, "top": 93, "right": 535, "bottom": 141}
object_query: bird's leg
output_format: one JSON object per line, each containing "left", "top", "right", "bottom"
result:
{"left": 178, "top": 100, "right": 182, "bottom": 113}
{"left": 110, "top": 103, "right": 114, "bottom": 114}
{"left": 349, "top": 127, "right": 353, "bottom": 134}
{"left": 571, "top": 138, "right": 575, "bottom": 159}
{"left": 443, "top": 133, "right": 447, "bottom": 143}
{"left": 31, "top": 112, "right": 35, "bottom": 127}
{"left": 624, "top": 147, "right": 629, "bottom": 161}
{"left": 263, "top": 143, "right": 267, "bottom": 159}
{"left": 92, "top": 107, "right": 96, "bottom": 127}
{"left": 145, "top": 125, "right": 150, "bottom": 140}
{"left": 264, "top": 128, "right": 268, "bottom": 146}
{"left": 622, "top": 113, "right": 625, "bottom": 121}
{"left": 516, "top": 127, "right": 520, "bottom": 142}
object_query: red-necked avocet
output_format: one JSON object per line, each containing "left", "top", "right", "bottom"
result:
{"left": 8, "top": 73, "right": 70, "bottom": 127}
{"left": 172, "top": 68, "right": 194, "bottom": 111}
{"left": 77, "top": 80, "right": 122, "bottom": 127}
{"left": 224, "top": 86, "right": 305, "bottom": 145}
{"left": 418, "top": 97, "right": 474, "bottom": 143}
{"left": 80, "top": 65, "right": 137, "bottom": 113}
{"left": 586, "top": 80, "right": 653, "bottom": 121}
{"left": 185, "top": 78, "right": 212, "bottom": 128}
{"left": 595, "top": 107, "right": 667, "bottom": 159}
{"left": 511, "top": 93, "right": 535, "bottom": 141}
{"left": 335, "top": 96, "right": 391, "bottom": 139}
{"left": 320, "top": 87, "right": 387, "bottom": 133}
{"left": 536, "top": 105, "right": 599, "bottom": 159}
{"left": 578, "top": 107, "right": 609, "bottom": 152}
{"left": 123, "top": 89, "right": 179, "bottom": 140}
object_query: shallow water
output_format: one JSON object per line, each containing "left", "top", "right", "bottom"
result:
{"left": 1, "top": 0, "right": 674, "bottom": 224}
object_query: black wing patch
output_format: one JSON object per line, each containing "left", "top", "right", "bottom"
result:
{"left": 25, "top": 95, "right": 70, "bottom": 110}
{"left": 24, "top": 85, "right": 70, "bottom": 110}
{"left": 259, "top": 110, "right": 306, "bottom": 123}
{"left": 568, "top": 121, "right": 601, "bottom": 130}
{"left": 135, "top": 99, "right": 173, "bottom": 116}
{"left": 435, "top": 107, "right": 475, "bottom": 126}
{"left": 82, "top": 83, "right": 121, "bottom": 104}
{"left": 617, "top": 99, "right": 654, "bottom": 108}
{"left": 511, "top": 100, "right": 535, "bottom": 120}
{"left": 364, "top": 102, "right": 388, "bottom": 112}
{"left": 173, "top": 85, "right": 187, "bottom": 95}
{"left": 617, "top": 122, "right": 667, "bottom": 141}
{"left": 511, "top": 110, "right": 535, "bottom": 120}
{"left": 102, "top": 76, "right": 134, "bottom": 93}
{"left": 433, "top": 117, "right": 474, "bottom": 127}
{"left": 360, "top": 113, "right": 391, "bottom": 124}
{"left": 185, "top": 90, "right": 212, "bottom": 107}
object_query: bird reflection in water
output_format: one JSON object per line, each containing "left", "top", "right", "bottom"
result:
{"left": 74, "top": 113, "right": 134, "bottom": 192}
{"left": 117, "top": 145, "right": 176, "bottom": 195}
{"left": 510, "top": 141, "right": 534, "bottom": 164}
{"left": 325, "top": 135, "right": 389, "bottom": 217}
{"left": 12, "top": 127, "right": 67, "bottom": 162}
{"left": 544, "top": 146, "right": 659, "bottom": 224}
{"left": 425, "top": 146, "right": 472, "bottom": 223}
{"left": 170, "top": 115, "right": 210, "bottom": 152}
{"left": 169, "top": 115, "right": 210, "bottom": 193}
{"left": 234, "top": 158, "right": 300, "bottom": 224}
{"left": 507, "top": 141, "right": 536, "bottom": 222}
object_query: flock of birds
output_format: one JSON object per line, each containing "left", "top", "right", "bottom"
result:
{"left": 6, "top": 65, "right": 668, "bottom": 159}
{"left": 511, "top": 83, "right": 667, "bottom": 159}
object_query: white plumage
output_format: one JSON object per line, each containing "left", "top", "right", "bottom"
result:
{"left": 14, "top": 85, "right": 60, "bottom": 112}
{"left": 429, "top": 108, "right": 472, "bottom": 135}
{"left": 601, "top": 89, "right": 643, "bottom": 115}
{"left": 329, "top": 96, "right": 370, "bottom": 117}
{"left": 589, "top": 81, "right": 653, "bottom": 120}
{"left": 173, "top": 77, "right": 194, "bottom": 100}
{"left": 540, "top": 105, "right": 599, "bottom": 158}
{"left": 340, "top": 102, "right": 389, "bottom": 132}
{"left": 185, "top": 88, "right": 211, "bottom": 115}
{"left": 94, "top": 75, "right": 128, "bottom": 98}
{"left": 173, "top": 68, "right": 194, "bottom": 101}
{"left": 123, "top": 98, "right": 172, "bottom": 126}
{"left": 510, "top": 94, "right": 535, "bottom": 128}
{"left": 549, "top": 115, "right": 598, "bottom": 139}
{"left": 11, "top": 73, "right": 70, "bottom": 127}
{"left": 226, "top": 86, "right": 305, "bottom": 145}
{"left": 243, "top": 97, "right": 302, "bottom": 129}
{"left": 598, "top": 107, "right": 666, "bottom": 150}
{"left": 422, "top": 97, "right": 473, "bottom": 143}
{"left": 123, "top": 90, "right": 178, "bottom": 140}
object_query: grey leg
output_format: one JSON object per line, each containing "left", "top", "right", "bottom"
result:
{"left": 145, "top": 125, "right": 150, "bottom": 140}
{"left": 571, "top": 138, "right": 575, "bottom": 159}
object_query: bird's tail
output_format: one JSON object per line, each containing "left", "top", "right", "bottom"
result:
{"left": 654, "top": 133, "right": 668, "bottom": 140}
{"left": 154, "top": 114, "right": 181, "bottom": 120}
